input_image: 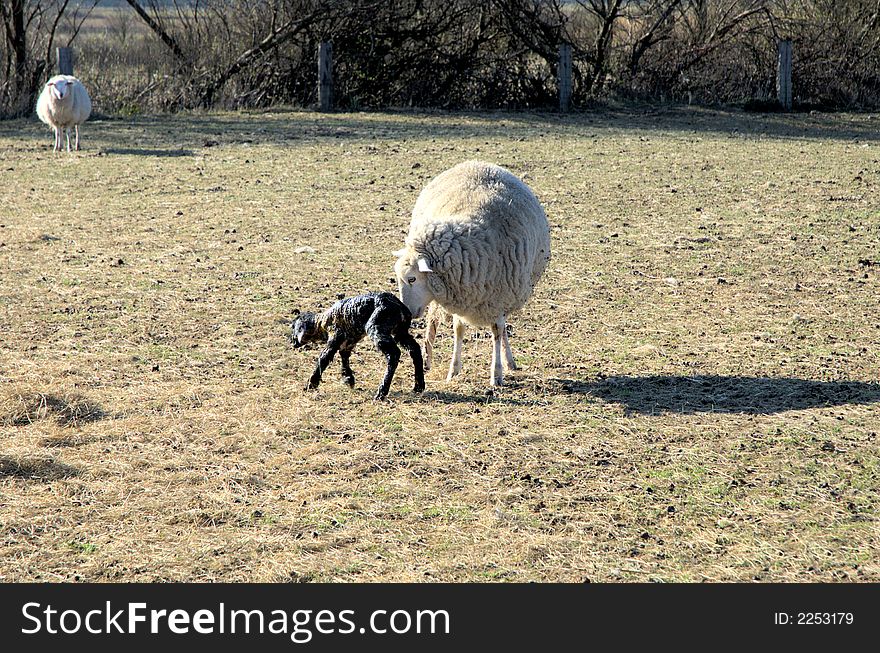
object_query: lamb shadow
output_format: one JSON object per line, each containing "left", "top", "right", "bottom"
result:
{"left": 0, "top": 456, "right": 79, "bottom": 481}
{"left": 556, "top": 375, "right": 880, "bottom": 415}
{"left": 101, "top": 147, "right": 193, "bottom": 157}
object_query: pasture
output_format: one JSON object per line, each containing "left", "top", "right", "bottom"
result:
{"left": 0, "top": 107, "right": 878, "bottom": 582}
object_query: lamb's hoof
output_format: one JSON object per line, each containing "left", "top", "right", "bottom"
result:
{"left": 413, "top": 383, "right": 425, "bottom": 394}
{"left": 343, "top": 376, "right": 355, "bottom": 388}
{"left": 306, "top": 379, "right": 320, "bottom": 391}
{"left": 373, "top": 392, "right": 389, "bottom": 402}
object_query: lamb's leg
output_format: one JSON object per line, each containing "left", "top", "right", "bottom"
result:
{"left": 339, "top": 345, "right": 356, "bottom": 388}
{"left": 74, "top": 125, "right": 80, "bottom": 151}
{"left": 307, "top": 337, "right": 342, "bottom": 391}
{"left": 490, "top": 319, "right": 505, "bottom": 386}
{"left": 502, "top": 321, "right": 517, "bottom": 371}
{"left": 373, "top": 337, "right": 401, "bottom": 400}
{"left": 395, "top": 331, "right": 425, "bottom": 393}
{"left": 447, "top": 315, "right": 466, "bottom": 381}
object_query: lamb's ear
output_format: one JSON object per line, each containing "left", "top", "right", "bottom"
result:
{"left": 417, "top": 257, "right": 433, "bottom": 273}
{"left": 392, "top": 248, "right": 407, "bottom": 258}
{"left": 292, "top": 308, "right": 301, "bottom": 316}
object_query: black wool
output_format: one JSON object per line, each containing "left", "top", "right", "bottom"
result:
{"left": 291, "top": 291, "right": 425, "bottom": 400}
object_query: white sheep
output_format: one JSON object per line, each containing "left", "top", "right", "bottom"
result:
{"left": 394, "top": 160, "right": 551, "bottom": 386}
{"left": 36, "top": 75, "right": 92, "bottom": 152}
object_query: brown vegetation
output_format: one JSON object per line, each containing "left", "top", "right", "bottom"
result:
{"left": 3, "top": 1, "right": 880, "bottom": 116}
{"left": 1, "top": 107, "right": 878, "bottom": 581}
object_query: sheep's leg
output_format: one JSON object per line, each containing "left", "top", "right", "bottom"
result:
{"left": 339, "top": 345, "right": 356, "bottom": 388}
{"left": 490, "top": 319, "right": 505, "bottom": 386}
{"left": 53, "top": 127, "right": 61, "bottom": 152}
{"left": 373, "top": 337, "right": 401, "bottom": 400}
{"left": 423, "top": 308, "right": 439, "bottom": 372}
{"left": 447, "top": 315, "right": 466, "bottom": 381}
{"left": 307, "top": 337, "right": 342, "bottom": 391}
{"left": 395, "top": 331, "right": 425, "bottom": 394}
{"left": 65, "top": 128, "right": 71, "bottom": 153}
{"left": 74, "top": 125, "right": 80, "bottom": 151}
{"left": 502, "top": 321, "right": 517, "bottom": 371}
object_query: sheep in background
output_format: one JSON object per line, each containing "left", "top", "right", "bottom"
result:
{"left": 36, "top": 75, "right": 92, "bottom": 152}
{"left": 394, "top": 160, "right": 550, "bottom": 387}
{"left": 290, "top": 291, "right": 425, "bottom": 401}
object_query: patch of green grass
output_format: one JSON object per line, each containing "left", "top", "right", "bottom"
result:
{"left": 67, "top": 541, "right": 98, "bottom": 554}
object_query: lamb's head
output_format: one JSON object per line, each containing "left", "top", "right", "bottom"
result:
{"left": 394, "top": 248, "right": 435, "bottom": 319}
{"left": 289, "top": 311, "right": 324, "bottom": 348}
{"left": 47, "top": 78, "right": 71, "bottom": 101}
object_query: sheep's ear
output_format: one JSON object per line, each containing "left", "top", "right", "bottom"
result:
{"left": 392, "top": 248, "right": 407, "bottom": 258}
{"left": 292, "top": 308, "right": 300, "bottom": 316}
{"left": 417, "top": 257, "right": 433, "bottom": 273}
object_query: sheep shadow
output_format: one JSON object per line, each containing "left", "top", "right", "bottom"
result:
{"left": 0, "top": 456, "right": 79, "bottom": 481}
{"left": 101, "top": 147, "right": 193, "bottom": 157}
{"left": 555, "top": 375, "right": 880, "bottom": 415}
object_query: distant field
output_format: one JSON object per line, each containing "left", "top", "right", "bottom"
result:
{"left": 56, "top": 5, "right": 151, "bottom": 41}
{"left": 0, "top": 107, "right": 878, "bottom": 582}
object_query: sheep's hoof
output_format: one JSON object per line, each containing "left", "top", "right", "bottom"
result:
{"left": 413, "top": 383, "right": 425, "bottom": 393}
{"left": 373, "top": 392, "right": 389, "bottom": 402}
{"left": 343, "top": 376, "right": 355, "bottom": 388}
{"left": 306, "top": 379, "right": 320, "bottom": 391}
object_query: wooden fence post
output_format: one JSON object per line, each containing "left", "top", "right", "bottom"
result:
{"left": 57, "top": 47, "right": 73, "bottom": 75}
{"left": 777, "top": 39, "right": 792, "bottom": 111}
{"left": 558, "top": 43, "right": 572, "bottom": 112}
{"left": 318, "top": 42, "right": 333, "bottom": 111}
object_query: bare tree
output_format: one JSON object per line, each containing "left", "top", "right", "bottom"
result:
{"left": 0, "top": 0, "right": 98, "bottom": 116}
{"left": 625, "top": 0, "right": 686, "bottom": 78}
{"left": 1, "top": 0, "right": 32, "bottom": 100}
{"left": 576, "top": 0, "right": 624, "bottom": 93}
{"left": 123, "top": 0, "right": 186, "bottom": 62}
{"left": 10, "top": 0, "right": 880, "bottom": 113}
{"left": 673, "top": 0, "right": 772, "bottom": 77}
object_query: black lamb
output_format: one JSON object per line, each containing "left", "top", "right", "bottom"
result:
{"left": 290, "top": 291, "right": 425, "bottom": 400}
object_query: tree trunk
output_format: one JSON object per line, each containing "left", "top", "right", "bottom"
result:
{"left": 628, "top": 0, "right": 685, "bottom": 78}
{"left": 10, "top": 0, "right": 27, "bottom": 96}
{"left": 588, "top": 0, "right": 622, "bottom": 94}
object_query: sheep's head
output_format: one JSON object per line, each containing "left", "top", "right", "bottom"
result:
{"left": 289, "top": 311, "right": 323, "bottom": 348}
{"left": 47, "top": 78, "right": 70, "bottom": 101}
{"left": 393, "top": 248, "right": 435, "bottom": 319}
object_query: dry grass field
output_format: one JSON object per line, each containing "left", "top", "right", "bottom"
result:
{"left": 1, "top": 106, "right": 878, "bottom": 582}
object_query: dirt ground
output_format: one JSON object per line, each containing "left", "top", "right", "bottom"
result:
{"left": 0, "top": 106, "right": 878, "bottom": 581}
